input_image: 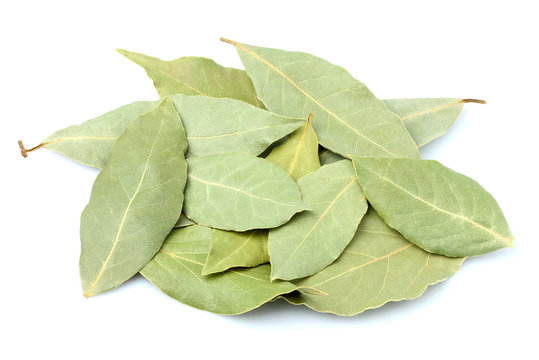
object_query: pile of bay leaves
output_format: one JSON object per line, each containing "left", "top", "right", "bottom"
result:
{"left": 19, "top": 39, "right": 514, "bottom": 316}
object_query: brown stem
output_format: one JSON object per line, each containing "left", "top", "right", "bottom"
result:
{"left": 18, "top": 140, "right": 44, "bottom": 158}
{"left": 220, "top": 37, "right": 237, "bottom": 46}
{"left": 462, "top": 99, "right": 487, "bottom": 104}
{"left": 307, "top": 113, "right": 314, "bottom": 124}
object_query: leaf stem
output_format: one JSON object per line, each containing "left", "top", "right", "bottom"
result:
{"left": 462, "top": 99, "right": 487, "bottom": 104}
{"left": 220, "top": 37, "right": 237, "bottom": 46}
{"left": 18, "top": 140, "right": 44, "bottom": 158}
{"left": 307, "top": 113, "right": 314, "bottom": 124}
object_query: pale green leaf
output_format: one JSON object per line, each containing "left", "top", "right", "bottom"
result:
{"left": 140, "top": 225, "right": 298, "bottom": 315}
{"left": 384, "top": 98, "right": 484, "bottom": 147}
{"left": 184, "top": 153, "right": 306, "bottom": 231}
{"left": 284, "top": 208, "right": 464, "bottom": 316}
{"left": 352, "top": 157, "right": 514, "bottom": 257}
{"left": 43, "top": 101, "right": 158, "bottom": 169}
{"left": 223, "top": 39, "right": 419, "bottom": 159}
{"left": 80, "top": 98, "right": 187, "bottom": 297}
{"left": 266, "top": 115, "right": 321, "bottom": 181}
{"left": 202, "top": 229, "right": 269, "bottom": 275}
{"left": 269, "top": 160, "right": 368, "bottom": 281}
{"left": 37, "top": 95, "right": 303, "bottom": 168}
{"left": 118, "top": 49, "right": 264, "bottom": 107}
{"left": 170, "top": 94, "right": 304, "bottom": 157}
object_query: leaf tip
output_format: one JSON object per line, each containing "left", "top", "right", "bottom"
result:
{"left": 462, "top": 98, "right": 487, "bottom": 104}
{"left": 220, "top": 37, "right": 237, "bottom": 46}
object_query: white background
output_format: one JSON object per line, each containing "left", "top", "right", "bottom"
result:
{"left": 1, "top": 1, "right": 537, "bottom": 359}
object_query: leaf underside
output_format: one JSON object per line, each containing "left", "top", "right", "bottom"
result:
{"left": 80, "top": 98, "right": 187, "bottom": 297}
{"left": 269, "top": 160, "right": 368, "bottom": 281}
{"left": 184, "top": 153, "right": 306, "bottom": 231}
{"left": 352, "top": 157, "right": 514, "bottom": 257}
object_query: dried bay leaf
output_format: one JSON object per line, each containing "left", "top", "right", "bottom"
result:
{"left": 385, "top": 98, "right": 485, "bottom": 147}
{"left": 269, "top": 160, "right": 368, "bottom": 281}
{"left": 169, "top": 94, "right": 305, "bottom": 157}
{"left": 202, "top": 229, "right": 269, "bottom": 275}
{"left": 118, "top": 49, "right": 264, "bottom": 107}
{"left": 284, "top": 208, "right": 464, "bottom": 316}
{"left": 140, "top": 226, "right": 298, "bottom": 315}
{"left": 40, "top": 101, "right": 158, "bottom": 169}
{"left": 266, "top": 114, "right": 321, "bottom": 181}
{"left": 222, "top": 38, "right": 419, "bottom": 159}
{"left": 318, "top": 98, "right": 481, "bottom": 165}
{"left": 33, "top": 95, "right": 303, "bottom": 168}
{"left": 352, "top": 157, "right": 514, "bottom": 257}
{"left": 80, "top": 98, "right": 187, "bottom": 297}
{"left": 184, "top": 153, "right": 306, "bottom": 231}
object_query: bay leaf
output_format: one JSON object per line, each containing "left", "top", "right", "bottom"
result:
{"left": 269, "top": 160, "right": 368, "bottom": 281}
{"left": 80, "top": 98, "right": 187, "bottom": 297}
{"left": 30, "top": 95, "right": 303, "bottom": 168}
{"left": 140, "top": 225, "right": 298, "bottom": 315}
{"left": 118, "top": 49, "right": 264, "bottom": 107}
{"left": 318, "top": 98, "right": 482, "bottom": 165}
{"left": 266, "top": 114, "right": 321, "bottom": 181}
{"left": 222, "top": 38, "right": 419, "bottom": 159}
{"left": 284, "top": 208, "right": 464, "bottom": 316}
{"left": 202, "top": 229, "right": 269, "bottom": 275}
{"left": 184, "top": 153, "right": 306, "bottom": 231}
{"left": 352, "top": 157, "right": 514, "bottom": 257}
{"left": 39, "top": 101, "right": 158, "bottom": 169}
{"left": 384, "top": 98, "right": 485, "bottom": 147}
{"left": 174, "top": 213, "right": 195, "bottom": 228}
{"left": 169, "top": 94, "right": 305, "bottom": 157}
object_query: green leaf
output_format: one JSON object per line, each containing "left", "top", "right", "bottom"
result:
{"left": 384, "top": 98, "right": 484, "bottom": 147}
{"left": 222, "top": 39, "right": 419, "bottom": 159}
{"left": 80, "top": 98, "right": 187, "bottom": 297}
{"left": 170, "top": 94, "right": 305, "bottom": 157}
{"left": 352, "top": 157, "right": 514, "bottom": 257}
{"left": 266, "top": 114, "right": 321, "bottom": 181}
{"left": 42, "top": 101, "right": 158, "bottom": 169}
{"left": 269, "top": 160, "right": 368, "bottom": 281}
{"left": 184, "top": 153, "right": 306, "bottom": 231}
{"left": 284, "top": 208, "right": 464, "bottom": 316}
{"left": 37, "top": 95, "right": 303, "bottom": 169}
{"left": 202, "top": 229, "right": 269, "bottom": 275}
{"left": 117, "top": 49, "right": 264, "bottom": 107}
{"left": 140, "top": 226, "right": 298, "bottom": 315}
